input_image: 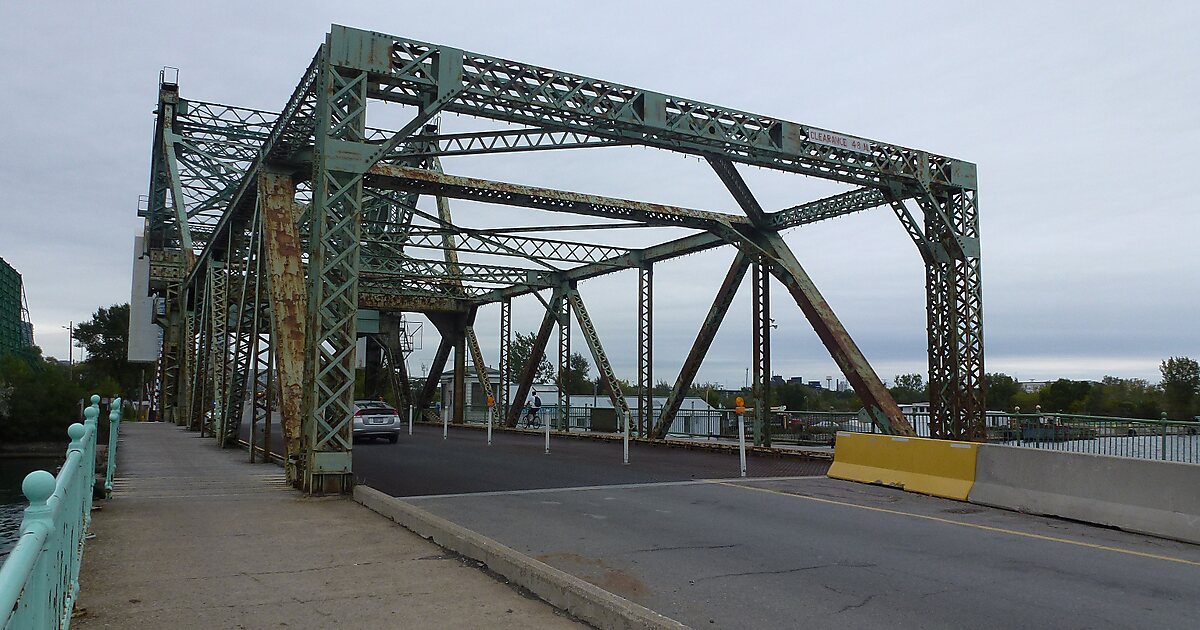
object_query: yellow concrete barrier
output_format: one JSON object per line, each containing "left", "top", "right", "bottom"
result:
{"left": 827, "top": 432, "right": 979, "bottom": 500}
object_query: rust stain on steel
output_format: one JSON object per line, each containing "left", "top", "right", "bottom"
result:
{"left": 755, "top": 231, "right": 914, "bottom": 436}
{"left": 357, "top": 290, "right": 470, "bottom": 313}
{"left": 367, "top": 163, "right": 748, "bottom": 227}
{"left": 259, "top": 171, "right": 307, "bottom": 478}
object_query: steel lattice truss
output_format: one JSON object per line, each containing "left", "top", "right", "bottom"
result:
{"left": 140, "top": 25, "right": 984, "bottom": 493}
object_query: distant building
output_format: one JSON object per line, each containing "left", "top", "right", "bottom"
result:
{"left": 787, "top": 376, "right": 805, "bottom": 385}
{"left": 0, "top": 256, "right": 34, "bottom": 355}
{"left": 771, "top": 375, "right": 785, "bottom": 386}
{"left": 1020, "top": 380, "right": 1049, "bottom": 393}
{"left": 807, "top": 380, "right": 823, "bottom": 390}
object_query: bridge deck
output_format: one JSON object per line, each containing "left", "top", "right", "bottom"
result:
{"left": 73, "top": 423, "right": 583, "bottom": 629}
{"left": 372, "top": 425, "right": 1200, "bottom": 629}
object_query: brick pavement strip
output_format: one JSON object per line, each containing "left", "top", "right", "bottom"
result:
{"left": 73, "top": 423, "right": 585, "bottom": 630}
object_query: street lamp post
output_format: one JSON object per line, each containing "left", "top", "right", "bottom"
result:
{"left": 61, "top": 322, "right": 73, "bottom": 367}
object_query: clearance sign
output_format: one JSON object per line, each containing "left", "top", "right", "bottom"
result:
{"left": 806, "top": 128, "right": 874, "bottom": 155}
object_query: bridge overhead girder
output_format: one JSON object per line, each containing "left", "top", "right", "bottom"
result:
{"left": 142, "top": 24, "right": 984, "bottom": 495}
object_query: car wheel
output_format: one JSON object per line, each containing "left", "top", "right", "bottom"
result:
{"left": 388, "top": 434, "right": 399, "bottom": 444}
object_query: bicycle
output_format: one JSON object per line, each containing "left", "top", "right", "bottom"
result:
{"left": 519, "top": 406, "right": 543, "bottom": 428}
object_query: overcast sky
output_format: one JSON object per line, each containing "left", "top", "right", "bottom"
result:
{"left": 1, "top": 1, "right": 1196, "bottom": 390}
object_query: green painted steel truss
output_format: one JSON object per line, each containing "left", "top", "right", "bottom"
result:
{"left": 141, "top": 24, "right": 985, "bottom": 493}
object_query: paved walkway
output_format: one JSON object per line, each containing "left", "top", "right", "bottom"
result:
{"left": 74, "top": 423, "right": 583, "bottom": 629}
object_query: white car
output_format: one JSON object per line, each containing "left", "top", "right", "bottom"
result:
{"left": 352, "top": 400, "right": 401, "bottom": 443}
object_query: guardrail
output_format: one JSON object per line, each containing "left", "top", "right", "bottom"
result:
{"left": 421, "top": 402, "right": 1200, "bottom": 463}
{"left": 827, "top": 408, "right": 1200, "bottom": 464}
{"left": 0, "top": 394, "right": 119, "bottom": 630}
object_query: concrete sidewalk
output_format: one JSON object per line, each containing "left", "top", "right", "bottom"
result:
{"left": 74, "top": 423, "right": 584, "bottom": 629}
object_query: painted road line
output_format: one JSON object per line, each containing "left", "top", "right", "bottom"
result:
{"left": 719, "top": 481, "right": 1200, "bottom": 568}
{"left": 401, "top": 475, "right": 826, "bottom": 500}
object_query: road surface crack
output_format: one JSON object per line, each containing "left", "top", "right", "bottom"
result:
{"left": 835, "top": 594, "right": 874, "bottom": 614}
{"left": 697, "top": 561, "right": 875, "bottom": 581}
{"left": 631, "top": 544, "right": 739, "bottom": 553}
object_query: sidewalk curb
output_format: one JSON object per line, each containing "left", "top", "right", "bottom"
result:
{"left": 355, "top": 485, "right": 690, "bottom": 630}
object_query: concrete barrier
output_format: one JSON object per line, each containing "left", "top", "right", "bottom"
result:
{"left": 355, "top": 486, "right": 688, "bottom": 630}
{"left": 969, "top": 445, "right": 1200, "bottom": 545}
{"left": 827, "top": 432, "right": 979, "bottom": 500}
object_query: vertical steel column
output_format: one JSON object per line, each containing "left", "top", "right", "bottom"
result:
{"left": 556, "top": 292, "right": 570, "bottom": 430}
{"left": 637, "top": 265, "right": 653, "bottom": 437}
{"left": 499, "top": 298, "right": 511, "bottom": 421}
{"left": 919, "top": 190, "right": 985, "bottom": 440}
{"left": 259, "top": 170, "right": 306, "bottom": 481}
{"left": 179, "top": 303, "right": 196, "bottom": 428}
{"left": 453, "top": 331, "right": 467, "bottom": 425}
{"left": 206, "top": 263, "right": 230, "bottom": 437}
{"left": 158, "top": 294, "right": 181, "bottom": 425}
{"left": 189, "top": 280, "right": 211, "bottom": 432}
{"left": 302, "top": 51, "right": 369, "bottom": 493}
{"left": 752, "top": 259, "right": 772, "bottom": 447}
{"left": 222, "top": 218, "right": 259, "bottom": 448}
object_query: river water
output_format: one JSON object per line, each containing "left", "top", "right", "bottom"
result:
{"left": 0, "top": 457, "right": 63, "bottom": 559}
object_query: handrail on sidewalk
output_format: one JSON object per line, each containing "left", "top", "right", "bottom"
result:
{"left": 0, "top": 394, "right": 119, "bottom": 630}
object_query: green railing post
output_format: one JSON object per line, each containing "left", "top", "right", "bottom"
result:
{"left": 106, "top": 399, "right": 122, "bottom": 498}
{"left": 82, "top": 404, "right": 99, "bottom": 532}
{"left": 15, "top": 470, "right": 56, "bottom": 630}
{"left": 1160, "top": 412, "right": 1168, "bottom": 461}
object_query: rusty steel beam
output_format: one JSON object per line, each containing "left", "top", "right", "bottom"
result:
{"left": 259, "top": 171, "right": 307, "bottom": 481}
{"left": 505, "top": 288, "right": 563, "bottom": 427}
{"left": 566, "top": 288, "right": 632, "bottom": 426}
{"left": 357, "top": 289, "right": 472, "bottom": 312}
{"left": 708, "top": 157, "right": 769, "bottom": 224}
{"left": 748, "top": 230, "right": 913, "bottom": 435}
{"left": 475, "top": 185, "right": 886, "bottom": 304}
{"left": 652, "top": 252, "right": 751, "bottom": 439}
{"left": 366, "top": 164, "right": 745, "bottom": 230}
{"left": 415, "top": 333, "right": 454, "bottom": 414}
{"left": 466, "top": 327, "right": 494, "bottom": 412}
{"left": 453, "top": 331, "right": 467, "bottom": 425}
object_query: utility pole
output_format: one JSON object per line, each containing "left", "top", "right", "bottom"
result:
{"left": 62, "top": 321, "right": 73, "bottom": 367}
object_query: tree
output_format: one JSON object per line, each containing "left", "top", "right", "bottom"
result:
{"left": 74, "top": 303, "right": 140, "bottom": 395}
{"left": 508, "top": 331, "right": 554, "bottom": 383}
{"left": 0, "top": 347, "right": 82, "bottom": 442}
{"left": 985, "top": 373, "right": 1020, "bottom": 411}
{"left": 889, "top": 373, "right": 926, "bottom": 404}
{"left": 1160, "top": 356, "right": 1200, "bottom": 420}
{"left": 1041, "top": 379, "right": 1093, "bottom": 413}
{"left": 562, "top": 352, "right": 592, "bottom": 394}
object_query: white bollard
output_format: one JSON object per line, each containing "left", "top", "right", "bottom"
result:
{"left": 408, "top": 407, "right": 413, "bottom": 435}
{"left": 487, "top": 408, "right": 493, "bottom": 446}
{"left": 738, "top": 412, "right": 747, "bottom": 477}
{"left": 544, "top": 412, "right": 550, "bottom": 454}
{"left": 443, "top": 406, "right": 448, "bottom": 440}
{"left": 622, "top": 411, "right": 630, "bottom": 465}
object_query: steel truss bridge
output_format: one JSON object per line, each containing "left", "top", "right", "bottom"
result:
{"left": 140, "top": 25, "right": 984, "bottom": 493}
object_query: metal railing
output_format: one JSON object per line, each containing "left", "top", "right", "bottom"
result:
{"left": 0, "top": 394, "right": 119, "bottom": 630}
{"left": 424, "top": 401, "right": 1200, "bottom": 464}
{"left": 827, "top": 408, "right": 1200, "bottom": 464}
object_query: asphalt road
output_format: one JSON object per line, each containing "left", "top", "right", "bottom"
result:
{"left": 242, "top": 420, "right": 828, "bottom": 495}
{"left": 242, "top": 420, "right": 1200, "bottom": 628}
{"left": 409, "top": 476, "right": 1200, "bottom": 629}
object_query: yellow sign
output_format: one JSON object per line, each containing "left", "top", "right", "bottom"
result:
{"left": 486, "top": 395, "right": 495, "bottom": 408}
{"left": 734, "top": 396, "right": 745, "bottom": 415}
